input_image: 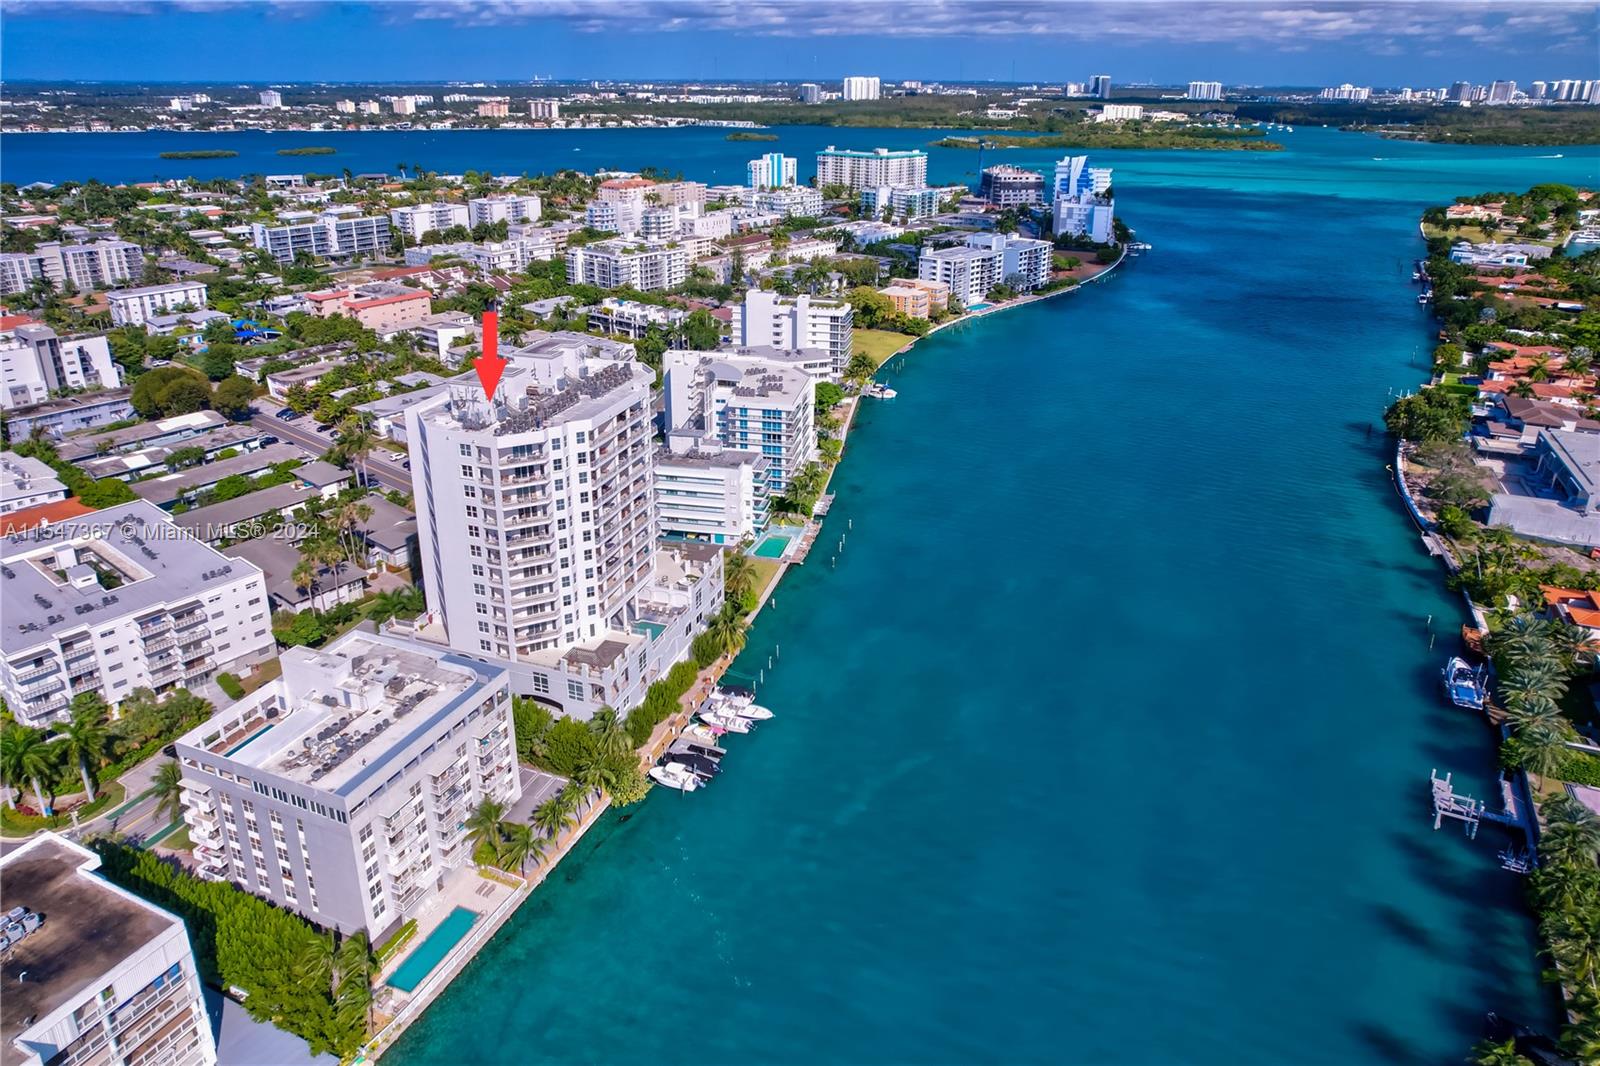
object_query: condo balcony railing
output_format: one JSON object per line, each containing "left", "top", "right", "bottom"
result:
{"left": 12, "top": 662, "right": 60, "bottom": 686}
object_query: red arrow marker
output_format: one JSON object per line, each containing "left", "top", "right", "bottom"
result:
{"left": 475, "top": 306, "right": 507, "bottom": 402}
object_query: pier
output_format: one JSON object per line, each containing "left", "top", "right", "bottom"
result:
{"left": 1429, "top": 769, "right": 1537, "bottom": 870}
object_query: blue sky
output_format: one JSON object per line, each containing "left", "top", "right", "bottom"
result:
{"left": 1, "top": 1, "right": 1593, "bottom": 86}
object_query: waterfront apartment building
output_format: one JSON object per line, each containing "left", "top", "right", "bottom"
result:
{"left": 468, "top": 193, "right": 543, "bottom": 226}
{"left": 1053, "top": 196, "right": 1116, "bottom": 243}
{"left": 107, "top": 281, "right": 209, "bottom": 327}
{"left": 173, "top": 630, "right": 518, "bottom": 939}
{"left": 585, "top": 177, "right": 656, "bottom": 235}
{"left": 655, "top": 441, "right": 769, "bottom": 545}
{"left": 920, "top": 233, "right": 1049, "bottom": 307}
{"left": 390, "top": 202, "right": 471, "bottom": 242}
{"left": 0, "top": 239, "right": 145, "bottom": 295}
{"left": 400, "top": 342, "right": 725, "bottom": 715}
{"left": 250, "top": 211, "right": 392, "bottom": 263}
{"left": 1, "top": 833, "right": 217, "bottom": 1066}
{"left": 1187, "top": 80, "right": 1224, "bottom": 100}
{"left": 748, "top": 152, "right": 798, "bottom": 189}
{"left": 980, "top": 165, "right": 1046, "bottom": 206}
{"left": 1, "top": 499, "right": 276, "bottom": 726}
{"left": 799, "top": 82, "right": 822, "bottom": 104}
{"left": 815, "top": 146, "right": 927, "bottom": 191}
{"left": 730, "top": 289, "right": 853, "bottom": 375}
{"left": 528, "top": 99, "right": 561, "bottom": 121}
{"left": 1096, "top": 104, "right": 1144, "bottom": 122}
{"left": 1053, "top": 155, "right": 1113, "bottom": 198}
{"left": 663, "top": 347, "right": 816, "bottom": 494}
{"left": 1090, "top": 74, "right": 1112, "bottom": 98}
{"left": 842, "top": 76, "right": 882, "bottom": 101}
{"left": 259, "top": 89, "right": 282, "bottom": 108}
{"left": 566, "top": 238, "right": 689, "bottom": 291}
{"left": 879, "top": 277, "right": 951, "bottom": 319}
{"left": 1, "top": 452, "right": 68, "bottom": 513}
{"left": 0, "top": 324, "right": 122, "bottom": 409}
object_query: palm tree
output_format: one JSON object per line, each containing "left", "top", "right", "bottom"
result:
{"left": 333, "top": 932, "right": 374, "bottom": 1034}
{"left": 1500, "top": 660, "right": 1569, "bottom": 710}
{"left": 292, "top": 559, "right": 317, "bottom": 601}
{"left": 291, "top": 932, "right": 335, "bottom": 990}
{"left": 587, "top": 706, "right": 631, "bottom": 759}
{"left": 0, "top": 725, "right": 55, "bottom": 813}
{"left": 705, "top": 604, "right": 748, "bottom": 658}
{"left": 58, "top": 700, "right": 111, "bottom": 799}
{"left": 1517, "top": 723, "right": 1570, "bottom": 784}
{"left": 1541, "top": 793, "right": 1600, "bottom": 868}
{"left": 465, "top": 797, "right": 506, "bottom": 860}
{"left": 151, "top": 760, "right": 186, "bottom": 825}
{"left": 570, "top": 758, "right": 608, "bottom": 812}
{"left": 723, "top": 551, "right": 756, "bottom": 606}
{"left": 496, "top": 821, "right": 546, "bottom": 875}
{"left": 531, "top": 796, "right": 569, "bottom": 839}
{"left": 1504, "top": 695, "right": 1565, "bottom": 734}
{"left": 1565, "top": 350, "right": 1594, "bottom": 378}
{"left": 1471, "top": 1037, "right": 1535, "bottom": 1066}
{"left": 555, "top": 782, "right": 586, "bottom": 825}
{"left": 1528, "top": 354, "right": 1552, "bottom": 382}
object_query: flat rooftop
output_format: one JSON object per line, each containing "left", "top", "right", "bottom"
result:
{"left": 0, "top": 837, "right": 179, "bottom": 1066}
{"left": 210, "top": 634, "right": 489, "bottom": 795}
{"left": 1, "top": 499, "right": 263, "bottom": 657}
{"left": 129, "top": 442, "right": 305, "bottom": 504}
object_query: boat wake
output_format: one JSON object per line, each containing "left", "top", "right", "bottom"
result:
{"left": 1537, "top": 153, "right": 1565, "bottom": 158}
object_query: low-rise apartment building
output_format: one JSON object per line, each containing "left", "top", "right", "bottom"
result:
{"left": 0, "top": 452, "right": 68, "bottom": 513}
{"left": 106, "top": 282, "right": 209, "bottom": 328}
{"left": 0, "top": 323, "right": 122, "bottom": 409}
{"left": 390, "top": 202, "right": 470, "bottom": 242}
{"left": 663, "top": 348, "right": 816, "bottom": 494}
{"left": 173, "top": 630, "right": 519, "bottom": 939}
{"left": 1, "top": 499, "right": 276, "bottom": 725}
{"left": 0, "top": 239, "right": 145, "bottom": 295}
{"left": 586, "top": 297, "right": 688, "bottom": 339}
{"left": 250, "top": 211, "right": 392, "bottom": 263}
{"left": 2, "top": 389, "right": 135, "bottom": 440}
{"left": 566, "top": 238, "right": 689, "bottom": 292}
{"left": 655, "top": 440, "right": 770, "bottom": 545}
{"left": 467, "top": 194, "right": 543, "bottom": 226}
{"left": 0, "top": 833, "right": 217, "bottom": 1066}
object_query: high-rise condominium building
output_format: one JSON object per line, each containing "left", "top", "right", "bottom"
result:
{"left": 173, "top": 630, "right": 517, "bottom": 938}
{"left": 842, "top": 76, "right": 881, "bottom": 101}
{"left": 1090, "top": 74, "right": 1112, "bottom": 99}
{"left": 814, "top": 146, "right": 928, "bottom": 191}
{"left": 663, "top": 347, "right": 816, "bottom": 495}
{"left": 798, "top": 83, "right": 822, "bottom": 104}
{"left": 1187, "top": 81, "right": 1223, "bottom": 101}
{"left": 400, "top": 341, "right": 726, "bottom": 716}
{"left": 566, "top": 239, "right": 688, "bottom": 291}
{"left": 250, "top": 211, "right": 391, "bottom": 263}
{"left": 1, "top": 833, "right": 218, "bottom": 1066}
{"left": 528, "top": 99, "right": 561, "bottom": 120}
{"left": 259, "top": 89, "right": 282, "bottom": 108}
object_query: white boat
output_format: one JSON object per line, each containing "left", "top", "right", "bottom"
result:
{"left": 684, "top": 722, "right": 723, "bottom": 743}
{"left": 712, "top": 692, "right": 775, "bottom": 720}
{"left": 649, "top": 763, "right": 701, "bottom": 791}
{"left": 700, "top": 711, "right": 753, "bottom": 733}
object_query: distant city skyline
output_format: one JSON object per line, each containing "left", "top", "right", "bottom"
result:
{"left": 0, "top": 0, "right": 1592, "bottom": 87}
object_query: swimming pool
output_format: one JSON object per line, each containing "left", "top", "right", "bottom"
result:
{"left": 633, "top": 620, "right": 666, "bottom": 640}
{"left": 751, "top": 533, "right": 791, "bottom": 559}
{"left": 223, "top": 724, "right": 275, "bottom": 757}
{"left": 386, "top": 907, "right": 480, "bottom": 993}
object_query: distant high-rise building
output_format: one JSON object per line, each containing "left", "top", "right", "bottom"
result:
{"left": 1090, "top": 74, "right": 1112, "bottom": 99}
{"left": 1186, "top": 81, "right": 1223, "bottom": 101}
{"left": 798, "top": 82, "right": 822, "bottom": 104}
{"left": 259, "top": 89, "right": 283, "bottom": 108}
{"left": 391, "top": 96, "right": 415, "bottom": 115}
{"left": 815, "top": 145, "right": 927, "bottom": 191}
{"left": 842, "top": 76, "right": 881, "bottom": 101}
{"left": 358, "top": 100, "right": 381, "bottom": 115}
{"left": 1318, "top": 83, "right": 1371, "bottom": 102}
{"left": 1487, "top": 80, "right": 1517, "bottom": 105}
{"left": 1530, "top": 80, "right": 1548, "bottom": 100}
{"left": 747, "top": 152, "right": 797, "bottom": 190}
{"left": 1449, "top": 81, "right": 1474, "bottom": 102}
{"left": 528, "top": 99, "right": 561, "bottom": 120}
{"left": 335, "top": 98, "right": 356, "bottom": 113}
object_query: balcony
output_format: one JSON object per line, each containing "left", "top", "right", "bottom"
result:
{"left": 11, "top": 662, "right": 60, "bottom": 687}
{"left": 137, "top": 618, "right": 173, "bottom": 639}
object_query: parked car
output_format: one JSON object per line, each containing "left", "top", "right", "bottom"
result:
{"left": 275, "top": 408, "right": 300, "bottom": 421}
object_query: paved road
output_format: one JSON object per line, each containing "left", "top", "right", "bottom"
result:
{"left": 248, "top": 401, "right": 413, "bottom": 493}
{"left": 0, "top": 755, "right": 177, "bottom": 856}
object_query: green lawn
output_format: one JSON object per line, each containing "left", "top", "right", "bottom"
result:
{"left": 747, "top": 556, "right": 783, "bottom": 607}
{"left": 854, "top": 329, "right": 911, "bottom": 370}
{"left": 162, "top": 825, "right": 194, "bottom": 853}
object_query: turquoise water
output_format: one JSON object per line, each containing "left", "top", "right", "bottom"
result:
{"left": 386, "top": 907, "right": 480, "bottom": 994}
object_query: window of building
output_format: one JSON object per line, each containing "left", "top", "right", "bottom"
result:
{"left": 567, "top": 679, "right": 584, "bottom": 699}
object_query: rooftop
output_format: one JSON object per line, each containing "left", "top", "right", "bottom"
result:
{"left": 1543, "top": 429, "right": 1600, "bottom": 497}
{"left": 1, "top": 499, "right": 264, "bottom": 656}
{"left": 129, "top": 442, "right": 305, "bottom": 504}
{"left": 0, "top": 835, "right": 181, "bottom": 1066}
{"left": 56, "top": 410, "right": 229, "bottom": 463}
{"left": 186, "top": 632, "right": 502, "bottom": 796}
{"left": 106, "top": 281, "right": 205, "bottom": 300}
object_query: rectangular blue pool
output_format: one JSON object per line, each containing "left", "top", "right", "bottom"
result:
{"left": 386, "top": 906, "right": 480, "bottom": 993}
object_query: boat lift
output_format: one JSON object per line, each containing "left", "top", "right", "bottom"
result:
{"left": 1430, "top": 769, "right": 1536, "bottom": 872}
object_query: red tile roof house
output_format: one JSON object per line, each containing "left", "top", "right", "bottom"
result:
{"left": 1541, "top": 585, "right": 1600, "bottom": 641}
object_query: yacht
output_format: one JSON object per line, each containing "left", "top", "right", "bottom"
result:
{"left": 713, "top": 691, "right": 775, "bottom": 720}
{"left": 700, "top": 711, "right": 753, "bottom": 733}
{"left": 667, "top": 751, "right": 721, "bottom": 780}
{"left": 1417, "top": 289, "right": 1433, "bottom": 305}
{"left": 684, "top": 722, "right": 724, "bottom": 744}
{"left": 1442, "top": 656, "right": 1488, "bottom": 711}
{"left": 649, "top": 763, "right": 702, "bottom": 791}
